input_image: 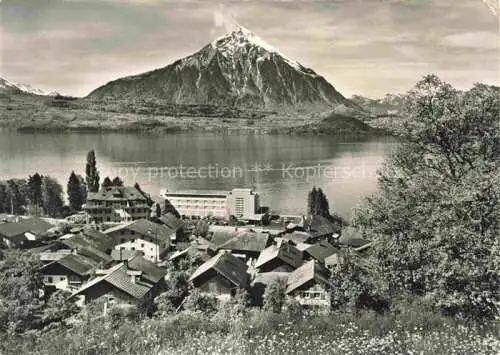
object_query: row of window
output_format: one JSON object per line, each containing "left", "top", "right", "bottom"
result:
{"left": 177, "top": 205, "right": 226, "bottom": 210}
{"left": 297, "top": 291, "right": 327, "bottom": 299}
{"left": 119, "top": 240, "right": 167, "bottom": 249}
{"left": 172, "top": 199, "right": 225, "bottom": 205}
{"left": 46, "top": 276, "right": 66, "bottom": 283}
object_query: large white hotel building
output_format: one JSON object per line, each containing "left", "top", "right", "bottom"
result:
{"left": 159, "top": 188, "right": 260, "bottom": 219}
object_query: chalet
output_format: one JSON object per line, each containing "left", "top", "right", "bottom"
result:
{"left": 83, "top": 186, "right": 150, "bottom": 223}
{"left": 189, "top": 251, "right": 249, "bottom": 300}
{"left": 0, "top": 217, "right": 54, "bottom": 248}
{"left": 48, "top": 228, "right": 114, "bottom": 265}
{"left": 324, "top": 253, "right": 343, "bottom": 270}
{"left": 39, "top": 254, "right": 97, "bottom": 291}
{"left": 302, "top": 240, "right": 339, "bottom": 264}
{"left": 279, "top": 231, "right": 314, "bottom": 245}
{"left": 339, "top": 227, "right": 371, "bottom": 250}
{"left": 218, "top": 230, "right": 272, "bottom": 260}
{"left": 254, "top": 241, "right": 303, "bottom": 273}
{"left": 70, "top": 256, "right": 166, "bottom": 306}
{"left": 126, "top": 254, "right": 168, "bottom": 291}
{"left": 104, "top": 219, "right": 173, "bottom": 262}
{"left": 285, "top": 260, "right": 332, "bottom": 309}
{"left": 156, "top": 212, "right": 185, "bottom": 243}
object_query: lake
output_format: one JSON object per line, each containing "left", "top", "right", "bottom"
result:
{"left": 0, "top": 132, "right": 397, "bottom": 219}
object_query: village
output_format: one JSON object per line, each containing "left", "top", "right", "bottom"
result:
{"left": 0, "top": 181, "right": 371, "bottom": 314}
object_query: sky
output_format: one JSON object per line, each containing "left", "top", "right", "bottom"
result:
{"left": 0, "top": 0, "right": 498, "bottom": 98}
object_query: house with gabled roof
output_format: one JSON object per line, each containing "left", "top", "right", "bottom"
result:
{"left": 285, "top": 260, "right": 332, "bottom": 309}
{"left": 189, "top": 251, "right": 249, "bottom": 300}
{"left": 303, "top": 240, "right": 339, "bottom": 264}
{"left": 156, "top": 212, "right": 185, "bottom": 244}
{"left": 254, "top": 241, "right": 303, "bottom": 273}
{"left": 126, "top": 254, "right": 168, "bottom": 289}
{"left": 0, "top": 217, "right": 54, "bottom": 248}
{"left": 218, "top": 230, "right": 272, "bottom": 260}
{"left": 279, "top": 231, "right": 314, "bottom": 245}
{"left": 104, "top": 219, "right": 173, "bottom": 262}
{"left": 70, "top": 256, "right": 166, "bottom": 306}
{"left": 39, "top": 254, "right": 98, "bottom": 291}
{"left": 339, "top": 227, "right": 372, "bottom": 252}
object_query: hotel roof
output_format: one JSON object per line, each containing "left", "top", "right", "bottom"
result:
{"left": 162, "top": 189, "right": 228, "bottom": 198}
{"left": 87, "top": 186, "right": 147, "bottom": 201}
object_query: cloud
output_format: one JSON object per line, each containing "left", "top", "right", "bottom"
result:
{"left": 441, "top": 31, "right": 499, "bottom": 50}
{"left": 213, "top": 3, "right": 239, "bottom": 31}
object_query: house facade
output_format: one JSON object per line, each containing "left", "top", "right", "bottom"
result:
{"left": 285, "top": 260, "right": 332, "bottom": 310}
{"left": 40, "top": 253, "right": 97, "bottom": 291}
{"left": 71, "top": 257, "right": 166, "bottom": 306}
{"left": 104, "top": 219, "right": 172, "bottom": 262}
{"left": 83, "top": 186, "right": 150, "bottom": 223}
{"left": 255, "top": 242, "right": 303, "bottom": 273}
{"left": 189, "top": 251, "right": 249, "bottom": 301}
{"left": 0, "top": 217, "right": 54, "bottom": 248}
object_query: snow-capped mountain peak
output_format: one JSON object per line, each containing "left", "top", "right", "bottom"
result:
{"left": 0, "top": 77, "right": 53, "bottom": 95}
{"left": 211, "top": 25, "right": 306, "bottom": 73}
{"left": 88, "top": 25, "right": 352, "bottom": 111}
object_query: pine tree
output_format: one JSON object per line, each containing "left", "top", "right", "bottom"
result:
{"left": 42, "top": 176, "right": 64, "bottom": 218}
{"left": 317, "top": 188, "right": 330, "bottom": 217}
{"left": 101, "top": 177, "right": 112, "bottom": 188}
{"left": 307, "top": 186, "right": 330, "bottom": 217}
{"left": 27, "top": 173, "right": 43, "bottom": 207}
{"left": 155, "top": 203, "right": 162, "bottom": 218}
{"left": 67, "top": 171, "right": 85, "bottom": 212}
{"left": 307, "top": 187, "right": 318, "bottom": 215}
{"left": 134, "top": 182, "right": 153, "bottom": 206}
{"left": 85, "top": 150, "right": 100, "bottom": 193}
{"left": 112, "top": 176, "right": 124, "bottom": 186}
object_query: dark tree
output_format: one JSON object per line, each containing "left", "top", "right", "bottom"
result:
{"left": 67, "top": 171, "right": 86, "bottom": 212}
{"left": 164, "top": 199, "right": 180, "bottom": 218}
{"left": 101, "top": 177, "right": 112, "bottom": 188}
{"left": 27, "top": 173, "right": 43, "bottom": 207}
{"left": 134, "top": 182, "right": 154, "bottom": 206}
{"left": 5, "top": 179, "right": 28, "bottom": 215}
{"left": 41, "top": 176, "right": 64, "bottom": 218}
{"left": 355, "top": 76, "right": 500, "bottom": 320}
{"left": 155, "top": 203, "right": 162, "bottom": 218}
{"left": 85, "top": 150, "right": 100, "bottom": 193}
{"left": 307, "top": 186, "right": 330, "bottom": 217}
{"left": 112, "top": 176, "right": 124, "bottom": 186}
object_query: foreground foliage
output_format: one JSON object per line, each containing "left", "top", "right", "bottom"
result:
{"left": 1, "top": 308, "right": 498, "bottom": 355}
{"left": 348, "top": 76, "right": 499, "bottom": 320}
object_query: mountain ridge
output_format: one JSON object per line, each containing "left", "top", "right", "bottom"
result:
{"left": 87, "top": 26, "right": 354, "bottom": 112}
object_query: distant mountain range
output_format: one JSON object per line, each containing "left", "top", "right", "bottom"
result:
{"left": 0, "top": 26, "right": 407, "bottom": 134}
{"left": 87, "top": 26, "right": 355, "bottom": 112}
{"left": 350, "top": 94, "right": 405, "bottom": 116}
{"left": 0, "top": 77, "right": 58, "bottom": 96}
